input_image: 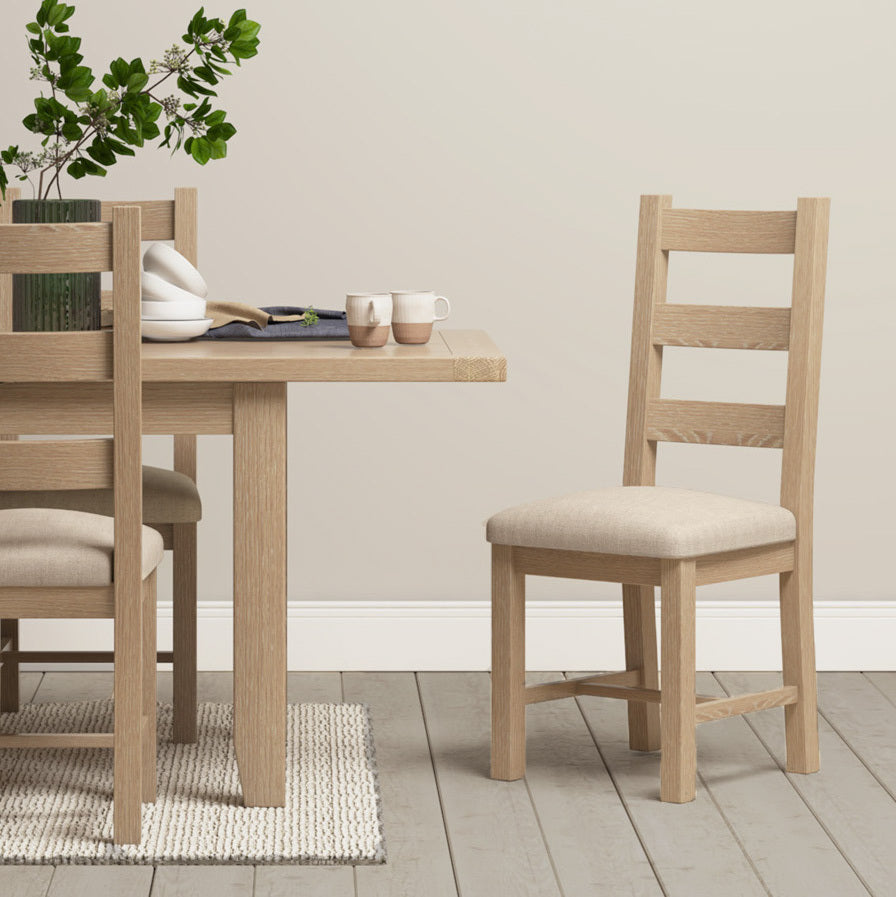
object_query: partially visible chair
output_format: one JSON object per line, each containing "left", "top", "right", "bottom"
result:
{"left": 487, "top": 195, "right": 830, "bottom": 802}
{"left": 0, "top": 187, "right": 201, "bottom": 744}
{"left": 0, "top": 205, "right": 159, "bottom": 844}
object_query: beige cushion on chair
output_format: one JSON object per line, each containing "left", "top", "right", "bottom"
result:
{"left": 486, "top": 486, "right": 796, "bottom": 559}
{"left": 0, "top": 465, "right": 201, "bottom": 524}
{"left": 0, "top": 508, "right": 165, "bottom": 587}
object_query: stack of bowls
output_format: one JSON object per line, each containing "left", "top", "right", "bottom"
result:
{"left": 140, "top": 244, "right": 214, "bottom": 341}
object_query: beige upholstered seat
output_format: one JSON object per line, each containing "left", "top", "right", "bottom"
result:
{"left": 0, "top": 508, "right": 165, "bottom": 587}
{"left": 487, "top": 486, "right": 796, "bottom": 558}
{"left": 0, "top": 465, "right": 201, "bottom": 524}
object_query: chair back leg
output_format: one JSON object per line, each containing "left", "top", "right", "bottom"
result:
{"left": 490, "top": 544, "right": 526, "bottom": 781}
{"left": 779, "top": 561, "right": 820, "bottom": 772}
{"left": 172, "top": 522, "right": 198, "bottom": 744}
{"left": 622, "top": 583, "right": 661, "bottom": 751}
{"left": 659, "top": 558, "right": 697, "bottom": 803}
{"left": 0, "top": 619, "right": 19, "bottom": 712}
{"left": 142, "top": 571, "right": 158, "bottom": 803}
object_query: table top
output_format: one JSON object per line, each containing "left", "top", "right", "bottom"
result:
{"left": 140, "top": 329, "right": 506, "bottom": 383}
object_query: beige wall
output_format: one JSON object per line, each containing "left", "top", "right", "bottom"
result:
{"left": 1, "top": 0, "right": 891, "bottom": 606}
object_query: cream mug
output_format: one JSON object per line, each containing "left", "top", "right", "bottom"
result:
{"left": 346, "top": 293, "right": 392, "bottom": 347}
{"left": 390, "top": 290, "right": 451, "bottom": 344}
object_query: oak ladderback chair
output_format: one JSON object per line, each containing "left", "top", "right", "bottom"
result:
{"left": 487, "top": 195, "right": 829, "bottom": 802}
{"left": 0, "top": 187, "right": 201, "bottom": 745}
{"left": 0, "top": 206, "right": 159, "bottom": 843}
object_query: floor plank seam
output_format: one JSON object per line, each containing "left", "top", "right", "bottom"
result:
{"left": 413, "top": 673, "right": 463, "bottom": 897}
{"left": 862, "top": 672, "right": 896, "bottom": 711}
{"left": 815, "top": 704, "right": 896, "bottom": 804}
{"left": 521, "top": 770, "right": 568, "bottom": 897}
{"left": 563, "top": 673, "right": 670, "bottom": 897}
{"left": 712, "top": 674, "right": 877, "bottom": 897}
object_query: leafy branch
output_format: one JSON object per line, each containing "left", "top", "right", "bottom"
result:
{"left": 0, "top": 1, "right": 260, "bottom": 199}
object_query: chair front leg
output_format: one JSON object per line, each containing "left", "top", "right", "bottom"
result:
{"left": 780, "top": 552, "right": 819, "bottom": 773}
{"left": 491, "top": 544, "right": 526, "bottom": 781}
{"left": 622, "top": 583, "right": 660, "bottom": 751}
{"left": 0, "top": 619, "right": 20, "bottom": 712}
{"left": 142, "top": 570, "right": 158, "bottom": 803}
{"left": 660, "top": 558, "right": 697, "bottom": 803}
{"left": 171, "top": 522, "right": 198, "bottom": 744}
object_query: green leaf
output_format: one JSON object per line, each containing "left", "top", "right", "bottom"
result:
{"left": 102, "top": 72, "right": 117, "bottom": 89}
{"left": 61, "top": 120, "right": 83, "bottom": 140}
{"left": 47, "top": 3, "right": 67, "bottom": 27}
{"left": 67, "top": 158, "right": 86, "bottom": 179}
{"left": 86, "top": 139, "right": 115, "bottom": 165}
{"left": 110, "top": 57, "right": 129, "bottom": 86}
{"left": 228, "top": 9, "right": 247, "bottom": 27}
{"left": 190, "top": 136, "right": 211, "bottom": 164}
{"left": 126, "top": 72, "right": 149, "bottom": 93}
{"left": 26, "top": 22, "right": 42, "bottom": 34}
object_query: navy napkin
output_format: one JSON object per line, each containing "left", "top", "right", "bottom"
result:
{"left": 200, "top": 306, "right": 349, "bottom": 340}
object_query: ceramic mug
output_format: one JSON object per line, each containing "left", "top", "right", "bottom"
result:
{"left": 346, "top": 293, "right": 392, "bottom": 347}
{"left": 390, "top": 290, "right": 451, "bottom": 344}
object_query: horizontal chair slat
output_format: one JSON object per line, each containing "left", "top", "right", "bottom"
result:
{"left": 525, "top": 670, "right": 641, "bottom": 705}
{"left": 0, "top": 332, "right": 112, "bottom": 381}
{"left": 661, "top": 210, "right": 797, "bottom": 253}
{"left": 694, "top": 686, "right": 798, "bottom": 723}
{"left": 646, "top": 399, "right": 786, "bottom": 448}
{"left": 0, "top": 222, "right": 113, "bottom": 272}
{"left": 3, "top": 650, "right": 174, "bottom": 664}
{"left": 0, "top": 588, "right": 114, "bottom": 618}
{"left": 101, "top": 199, "right": 174, "bottom": 240}
{"left": 0, "top": 733, "right": 114, "bottom": 749}
{"left": 0, "top": 439, "right": 113, "bottom": 490}
{"left": 652, "top": 305, "right": 791, "bottom": 351}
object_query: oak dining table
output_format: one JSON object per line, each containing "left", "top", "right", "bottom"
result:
{"left": 0, "top": 329, "right": 505, "bottom": 806}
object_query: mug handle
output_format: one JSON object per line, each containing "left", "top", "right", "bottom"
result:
{"left": 368, "top": 300, "right": 381, "bottom": 326}
{"left": 434, "top": 295, "right": 451, "bottom": 322}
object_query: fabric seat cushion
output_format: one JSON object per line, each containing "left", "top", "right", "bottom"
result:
{"left": 486, "top": 486, "right": 796, "bottom": 559}
{"left": 0, "top": 508, "right": 164, "bottom": 587}
{"left": 0, "top": 465, "right": 201, "bottom": 524}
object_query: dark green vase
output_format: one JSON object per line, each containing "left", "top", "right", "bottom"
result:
{"left": 12, "top": 198, "right": 102, "bottom": 331}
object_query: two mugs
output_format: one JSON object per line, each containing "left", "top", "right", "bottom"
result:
{"left": 346, "top": 290, "right": 450, "bottom": 347}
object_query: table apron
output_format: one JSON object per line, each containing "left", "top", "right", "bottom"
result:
{"left": 0, "top": 382, "right": 234, "bottom": 435}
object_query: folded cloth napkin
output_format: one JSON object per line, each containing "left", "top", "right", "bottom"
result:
{"left": 200, "top": 304, "right": 349, "bottom": 340}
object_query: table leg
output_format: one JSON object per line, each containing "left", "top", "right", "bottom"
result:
{"left": 233, "top": 382, "right": 287, "bottom": 806}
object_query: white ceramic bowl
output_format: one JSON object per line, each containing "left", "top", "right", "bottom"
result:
{"left": 143, "top": 243, "right": 208, "bottom": 297}
{"left": 141, "top": 298, "right": 207, "bottom": 321}
{"left": 141, "top": 269, "right": 205, "bottom": 304}
{"left": 141, "top": 318, "right": 214, "bottom": 342}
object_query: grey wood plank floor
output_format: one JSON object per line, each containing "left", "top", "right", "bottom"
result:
{"left": 1, "top": 671, "right": 895, "bottom": 896}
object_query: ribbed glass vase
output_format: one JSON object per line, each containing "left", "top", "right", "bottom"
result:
{"left": 12, "top": 199, "right": 102, "bottom": 331}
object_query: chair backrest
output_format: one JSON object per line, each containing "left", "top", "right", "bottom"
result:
{"left": 0, "top": 207, "right": 143, "bottom": 591}
{"left": 622, "top": 194, "right": 830, "bottom": 544}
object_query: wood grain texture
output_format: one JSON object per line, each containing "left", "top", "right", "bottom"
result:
{"left": 173, "top": 187, "right": 198, "bottom": 264}
{"left": 48, "top": 866, "right": 153, "bottom": 897}
{"left": 149, "top": 866, "right": 253, "bottom": 897}
{"left": 0, "top": 438, "right": 113, "bottom": 490}
{"left": 622, "top": 583, "right": 660, "bottom": 751}
{"left": 0, "top": 732, "right": 114, "bottom": 748}
{"left": 524, "top": 669, "right": 640, "bottom": 704}
{"left": 0, "top": 866, "right": 53, "bottom": 897}
{"left": 0, "top": 588, "right": 114, "bottom": 618}
{"left": 659, "top": 558, "right": 696, "bottom": 803}
{"left": 171, "top": 520, "right": 197, "bottom": 744}
{"left": 439, "top": 329, "right": 507, "bottom": 381}
{"left": 0, "top": 222, "right": 113, "bottom": 272}
{"left": 514, "top": 546, "right": 661, "bottom": 584}
{"left": 0, "top": 332, "right": 112, "bottom": 381}
{"left": 255, "top": 867, "right": 354, "bottom": 897}
{"left": 0, "top": 186, "right": 20, "bottom": 331}
{"left": 779, "top": 197, "right": 829, "bottom": 776}
{"left": 0, "top": 382, "right": 234, "bottom": 434}
{"left": 233, "top": 382, "right": 287, "bottom": 807}
{"left": 142, "top": 570, "right": 158, "bottom": 803}
{"left": 0, "top": 617, "right": 20, "bottom": 711}
{"left": 660, "top": 209, "right": 797, "bottom": 253}
{"left": 646, "top": 398, "right": 786, "bottom": 447}
{"left": 490, "top": 544, "right": 526, "bottom": 780}
{"left": 101, "top": 199, "right": 175, "bottom": 241}
{"left": 345, "top": 672, "right": 457, "bottom": 897}
{"left": 694, "top": 686, "right": 797, "bottom": 723}
{"left": 651, "top": 304, "right": 791, "bottom": 350}
{"left": 623, "top": 194, "right": 670, "bottom": 487}
{"left": 695, "top": 542, "right": 794, "bottom": 585}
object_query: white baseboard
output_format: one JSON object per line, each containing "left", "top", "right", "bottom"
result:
{"left": 16, "top": 600, "right": 896, "bottom": 672}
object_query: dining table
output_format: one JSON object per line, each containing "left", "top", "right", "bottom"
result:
{"left": 0, "top": 329, "right": 505, "bottom": 806}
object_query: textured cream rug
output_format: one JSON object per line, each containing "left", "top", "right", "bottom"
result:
{"left": 0, "top": 700, "right": 385, "bottom": 864}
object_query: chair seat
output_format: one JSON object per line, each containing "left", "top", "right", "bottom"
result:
{"left": 486, "top": 486, "right": 796, "bottom": 558}
{"left": 0, "top": 465, "right": 201, "bottom": 524}
{"left": 0, "top": 508, "right": 164, "bottom": 587}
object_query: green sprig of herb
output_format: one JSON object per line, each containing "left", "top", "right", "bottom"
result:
{"left": 300, "top": 307, "right": 319, "bottom": 327}
{"left": 0, "top": 1, "right": 260, "bottom": 199}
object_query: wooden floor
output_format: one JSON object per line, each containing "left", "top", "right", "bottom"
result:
{"left": 1, "top": 670, "right": 895, "bottom": 897}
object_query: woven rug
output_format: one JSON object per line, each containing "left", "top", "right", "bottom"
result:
{"left": 0, "top": 700, "right": 385, "bottom": 864}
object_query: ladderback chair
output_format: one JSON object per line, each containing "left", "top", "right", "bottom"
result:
{"left": 487, "top": 195, "right": 829, "bottom": 802}
{"left": 0, "top": 206, "right": 159, "bottom": 844}
{"left": 0, "top": 187, "right": 201, "bottom": 744}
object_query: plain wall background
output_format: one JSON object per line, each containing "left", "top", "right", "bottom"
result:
{"left": 1, "top": 0, "right": 892, "bottom": 608}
